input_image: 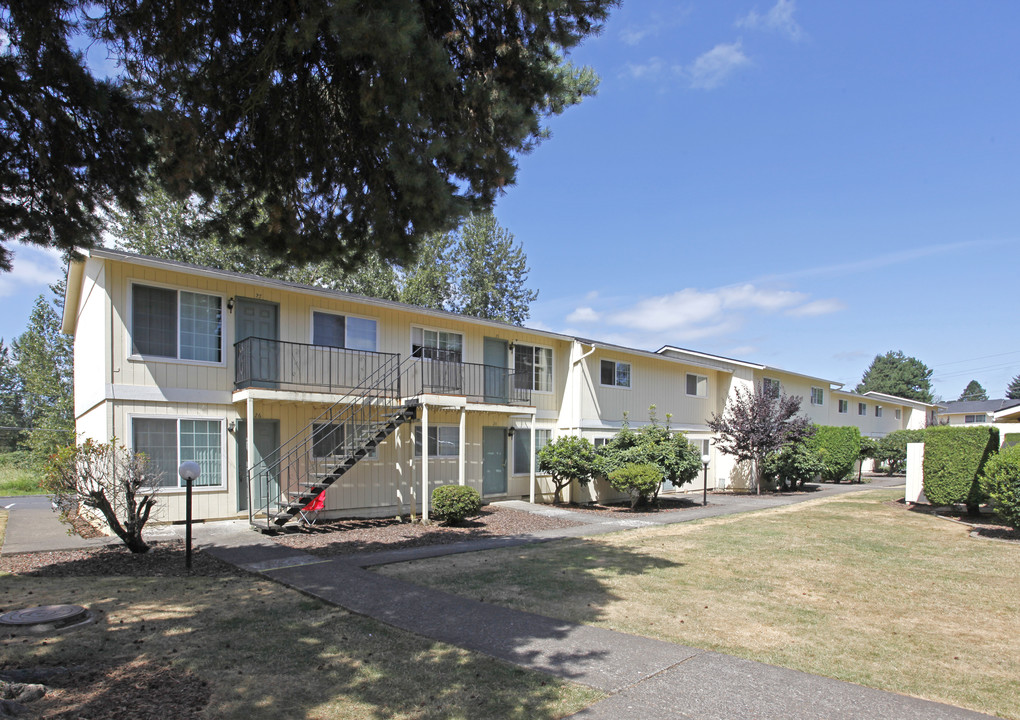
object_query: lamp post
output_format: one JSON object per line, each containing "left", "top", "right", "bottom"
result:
{"left": 178, "top": 461, "right": 201, "bottom": 570}
{"left": 701, "top": 455, "right": 710, "bottom": 506}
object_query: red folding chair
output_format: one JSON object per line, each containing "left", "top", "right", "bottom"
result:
{"left": 298, "top": 490, "right": 326, "bottom": 526}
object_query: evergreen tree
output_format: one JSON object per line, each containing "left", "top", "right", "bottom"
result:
{"left": 12, "top": 283, "right": 74, "bottom": 461}
{"left": 399, "top": 232, "right": 456, "bottom": 311}
{"left": 0, "top": 340, "right": 26, "bottom": 451}
{"left": 1, "top": 1, "right": 615, "bottom": 271}
{"left": 450, "top": 213, "right": 539, "bottom": 325}
{"left": 1007, "top": 374, "right": 1020, "bottom": 400}
{"left": 958, "top": 380, "right": 989, "bottom": 402}
{"left": 855, "top": 351, "right": 935, "bottom": 404}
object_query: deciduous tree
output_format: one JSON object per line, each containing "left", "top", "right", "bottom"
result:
{"left": 855, "top": 351, "right": 934, "bottom": 404}
{"left": 537, "top": 435, "right": 597, "bottom": 504}
{"left": 1, "top": 1, "right": 615, "bottom": 271}
{"left": 706, "top": 383, "right": 814, "bottom": 494}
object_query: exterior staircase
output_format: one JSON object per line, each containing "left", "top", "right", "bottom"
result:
{"left": 249, "top": 355, "right": 417, "bottom": 531}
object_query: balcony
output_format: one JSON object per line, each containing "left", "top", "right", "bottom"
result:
{"left": 234, "top": 338, "right": 532, "bottom": 406}
{"left": 234, "top": 337, "right": 401, "bottom": 396}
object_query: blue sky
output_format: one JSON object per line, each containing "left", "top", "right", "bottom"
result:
{"left": 3, "top": 0, "right": 1018, "bottom": 401}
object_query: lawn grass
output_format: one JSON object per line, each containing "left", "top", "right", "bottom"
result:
{"left": 0, "top": 451, "right": 46, "bottom": 496}
{"left": 379, "top": 489, "right": 1020, "bottom": 719}
{"left": 1, "top": 561, "right": 602, "bottom": 717}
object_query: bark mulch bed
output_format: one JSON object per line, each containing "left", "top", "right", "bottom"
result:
{"left": 554, "top": 494, "right": 708, "bottom": 515}
{"left": 272, "top": 504, "right": 585, "bottom": 557}
{"left": 0, "top": 540, "right": 245, "bottom": 578}
{"left": 896, "top": 499, "right": 1019, "bottom": 543}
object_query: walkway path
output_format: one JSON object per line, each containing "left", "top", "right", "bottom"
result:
{"left": 2, "top": 480, "right": 995, "bottom": 718}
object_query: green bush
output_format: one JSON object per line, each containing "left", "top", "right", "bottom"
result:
{"left": 980, "top": 443, "right": 1020, "bottom": 529}
{"left": 874, "top": 429, "right": 926, "bottom": 475}
{"left": 608, "top": 463, "right": 662, "bottom": 509}
{"left": 810, "top": 426, "right": 861, "bottom": 483}
{"left": 431, "top": 485, "right": 482, "bottom": 525}
{"left": 762, "top": 441, "right": 823, "bottom": 491}
{"left": 922, "top": 426, "right": 999, "bottom": 511}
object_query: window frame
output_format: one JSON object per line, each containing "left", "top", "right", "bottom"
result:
{"left": 599, "top": 358, "right": 632, "bottom": 389}
{"left": 128, "top": 281, "right": 226, "bottom": 366}
{"left": 838, "top": 399, "right": 849, "bottom": 414}
{"left": 858, "top": 402, "right": 867, "bottom": 416}
{"left": 895, "top": 408, "right": 902, "bottom": 420}
{"left": 686, "top": 373, "right": 709, "bottom": 398}
{"left": 875, "top": 405, "right": 883, "bottom": 418}
{"left": 129, "top": 414, "right": 227, "bottom": 491}
{"left": 964, "top": 414, "right": 987, "bottom": 424}
{"left": 414, "top": 424, "right": 460, "bottom": 458}
{"left": 309, "top": 308, "right": 379, "bottom": 352}
{"left": 514, "top": 343, "right": 554, "bottom": 394}
{"left": 410, "top": 325, "right": 464, "bottom": 362}
{"left": 762, "top": 377, "right": 781, "bottom": 398}
{"left": 512, "top": 428, "right": 552, "bottom": 475}
{"left": 810, "top": 387, "right": 824, "bottom": 406}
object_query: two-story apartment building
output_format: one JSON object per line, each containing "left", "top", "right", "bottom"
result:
{"left": 62, "top": 249, "right": 933, "bottom": 526}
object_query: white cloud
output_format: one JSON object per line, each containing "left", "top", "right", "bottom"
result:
{"left": 685, "top": 41, "right": 750, "bottom": 90}
{"left": 621, "top": 58, "right": 666, "bottom": 80}
{"left": 726, "top": 345, "right": 759, "bottom": 358}
{"left": 619, "top": 7, "right": 693, "bottom": 46}
{"left": 786, "top": 298, "right": 846, "bottom": 317}
{"left": 0, "top": 244, "right": 65, "bottom": 298}
{"left": 567, "top": 306, "right": 601, "bottom": 323}
{"left": 737, "top": 0, "right": 804, "bottom": 41}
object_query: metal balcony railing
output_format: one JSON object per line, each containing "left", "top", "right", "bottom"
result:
{"left": 405, "top": 357, "right": 532, "bottom": 406}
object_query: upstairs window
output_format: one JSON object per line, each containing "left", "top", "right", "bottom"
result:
{"left": 312, "top": 312, "right": 377, "bottom": 351}
{"left": 686, "top": 373, "right": 708, "bottom": 398}
{"left": 838, "top": 399, "right": 849, "bottom": 414}
{"left": 600, "top": 359, "right": 631, "bottom": 388}
{"left": 875, "top": 406, "right": 883, "bottom": 418}
{"left": 858, "top": 402, "right": 867, "bottom": 416}
{"left": 132, "top": 284, "right": 222, "bottom": 362}
{"left": 411, "top": 327, "right": 463, "bottom": 362}
{"left": 810, "top": 387, "right": 824, "bottom": 406}
{"left": 514, "top": 345, "right": 553, "bottom": 392}
{"left": 895, "top": 409, "right": 902, "bottom": 420}
{"left": 762, "top": 378, "right": 781, "bottom": 398}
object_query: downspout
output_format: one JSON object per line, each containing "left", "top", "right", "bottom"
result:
{"left": 573, "top": 343, "right": 596, "bottom": 434}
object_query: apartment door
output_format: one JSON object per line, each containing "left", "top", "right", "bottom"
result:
{"left": 482, "top": 426, "right": 508, "bottom": 496}
{"left": 236, "top": 419, "right": 280, "bottom": 513}
{"left": 483, "top": 337, "right": 509, "bottom": 403}
{"left": 234, "top": 297, "right": 280, "bottom": 387}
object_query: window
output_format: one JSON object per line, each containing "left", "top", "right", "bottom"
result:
{"left": 311, "top": 423, "right": 345, "bottom": 457}
{"left": 965, "top": 414, "right": 987, "bottom": 423}
{"left": 858, "top": 402, "right": 867, "bottom": 416}
{"left": 514, "top": 344, "right": 553, "bottom": 392}
{"left": 132, "top": 417, "right": 223, "bottom": 488}
{"left": 513, "top": 429, "right": 552, "bottom": 474}
{"left": 132, "top": 284, "right": 222, "bottom": 362}
{"left": 838, "top": 399, "right": 849, "bottom": 414}
{"left": 686, "top": 373, "right": 708, "bottom": 398}
{"left": 411, "top": 327, "right": 463, "bottom": 362}
{"left": 895, "top": 409, "right": 902, "bottom": 420}
{"left": 414, "top": 425, "right": 460, "bottom": 457}
{"left": 600, "top": 359, "right": 631, "bottom": 388}
{"left": 696, "top": 438, "right": 710, "bottom": 458}
{"left": 810, "top": 387, "right": 824, "bottom": 406}
{"left": 875, "top": 406, "right": 883, "bottom": 418}
{"left": 593, "top": 437, "right": 610, "bottom": 448}
{"left": 312, "top": 312, "right": 377, "bottom": 351}
{"left": 762, "top": 378, "right": 781, "bottom": 398}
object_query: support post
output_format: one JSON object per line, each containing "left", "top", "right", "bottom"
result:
{"left": 422, "top": 403, "right": 430, "bottom": 522}
{"left": 246, "top": 395, "right": 255, "bottom": 520}
{"left": 529, "top": 416, "right": 536, "bottom": 504}
{"left": 458, "top": 407, "right": 466, "bottom": 486}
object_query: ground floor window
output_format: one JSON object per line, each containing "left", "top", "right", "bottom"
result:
{"left": 415, "top": 425, "right": 460, "bottom": 457}
{"left": 132, "top": 417, "right": 223, "bottom": 488}
{"left": 513, "top": 428, "right": 552, "bottom": 474}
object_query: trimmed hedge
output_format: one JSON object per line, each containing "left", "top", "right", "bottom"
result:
{"left": 810, "top": 425, "right": 861, "bottom": 483}
{"left": 980, "top": 443, "right": 1020, "bottom": 529}
{"left": 1003, "top": 433, "right": 1020, "bottom": 450}
{"left": 431, "top": 485, "right": 482, "bottom": 525}
{"left": 922, "top": 426, "right": 999, "bottom": 510}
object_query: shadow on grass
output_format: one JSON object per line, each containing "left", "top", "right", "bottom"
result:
{"left": 2, "top": 562, "right": 596, "bottom": 719}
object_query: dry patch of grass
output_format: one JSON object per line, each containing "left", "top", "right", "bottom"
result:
{"left": 1, "top": 572, "right": 601, "bottom": 718}
{"left": 379, "top": 489, "right": 1020, "bottom": 719}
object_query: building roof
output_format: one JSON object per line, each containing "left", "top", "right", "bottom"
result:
{"left": 938, "top": 398, "right": 1020, "bottom": 415}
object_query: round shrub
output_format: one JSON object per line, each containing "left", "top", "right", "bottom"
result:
{"left": 810, "top": 426, "right": 861, "bottom": 483}
{"left": 980, "top": 443, "right": 1020, "bottom": 529}
{"left": 431, "top": 485, "right": 482, "bottom": 525}
{"left": 608, "top": 463, "right": 662, "bottom": 508}
{"left": 762, "top": 441, "right": 822, "bottom": 491}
